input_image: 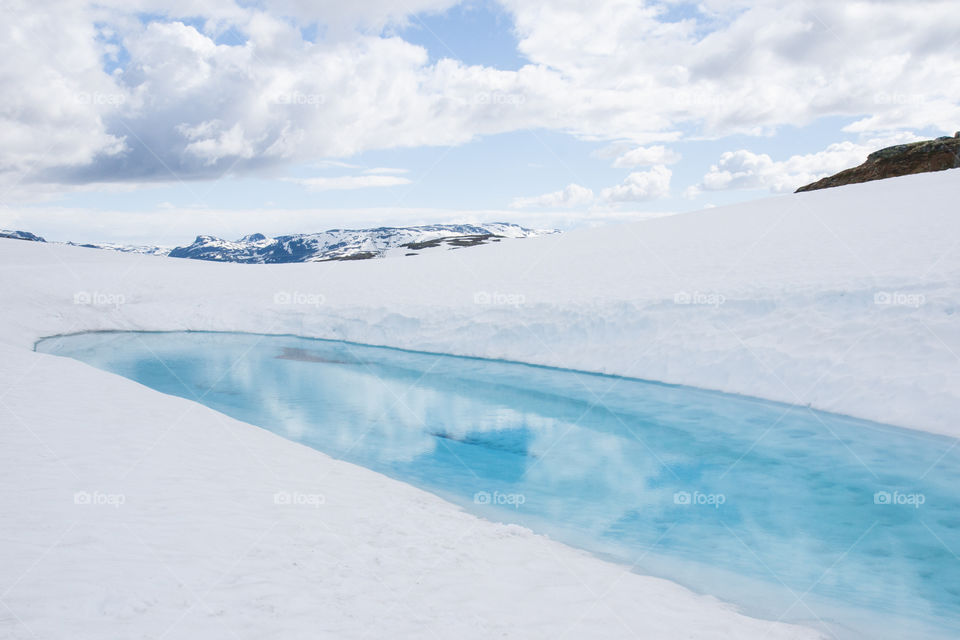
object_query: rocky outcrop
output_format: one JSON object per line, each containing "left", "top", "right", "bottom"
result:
{"left": 796, "top": 133, "right": 960, "bottom": 193}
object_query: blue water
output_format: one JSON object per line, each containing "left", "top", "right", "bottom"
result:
{"left": 36, "top": 331, "right": 960, "bottom": 639}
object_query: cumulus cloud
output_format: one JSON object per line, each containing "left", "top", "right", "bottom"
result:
{"left": 180, "top": 122, "right": 258, "bottom": 166}
{"left": 501, "top": 0, "right": 960, "bottom": 137}
{"left": 511, "top": 166, "right": 675, "bottom": 209}
{"left": 601, "top": 166, "right": 672, "bottom": 202}
{"left": 510, "top": 183, "right": 594, "bottom": 209}
{"left": 263, "top": 0, "right": 461, "bottom": 33}
{"left": 695, "top": 132, "right": 924, "bottom": 193}
{"left": 2, "top": 1, "right": 567, "bottom": 194}
{"left": 700, "top": 150, "right": 780, "bottom": 192}
{"left": 0, "top": 0, "right": 127, "bottom": 180}
{"left": 2, "top": 0, "right": 959, "bottom": 202}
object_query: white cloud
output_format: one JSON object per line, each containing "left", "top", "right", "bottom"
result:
{"left": 180, "top": 122, "right": 257, "bottom": 165}
{"left": 695, "top": 132, "right": 924, "bottom": 193}
{"left": 612, "top": 145, "right": 681, "bottom": 168}
{"left": 0, "top": 0, "right": 127, "bottom": 182}
{"left": 501, "top": 0, "right": 960, "bottom": 137}
{"left": 287, "top": 175, "right": 412, "bottom": 191}
{"left": 510, "top": 183, "right": 594, "bottom": 209}
{"left": 264, "top": 0, "right": 461, "bottom": 33}
{"left": 2, "top": 0, "right": 959, "bottom": 203}
{"left": 0, "top": 2, "right": 567, "bottom": 195}
{"left": 700, "top": 150, "right": 778, "bottom": 192}
{"left": 511, "top": 166, "right": 675, "bottom": 209}
{"left": 601, "top": 166, "right": 672, "bottom": 202}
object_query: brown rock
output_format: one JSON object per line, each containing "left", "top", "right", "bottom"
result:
{"left": 796, "top": 135, "right": 960, "bottom": 193}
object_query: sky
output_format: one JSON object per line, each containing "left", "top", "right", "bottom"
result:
{"left": 0, "top": 0, "right": 958, "bottom": 245}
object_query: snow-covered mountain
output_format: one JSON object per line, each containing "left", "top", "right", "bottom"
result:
{"left": 0, "top": 229, "right": 45, "bottom": 242}
{"left": 67, "top": 242, "right": 172, "bottom": 257}
{"left": 0, "top": 223, "right": 555, "bottom": 263}
{"left": 167, "top": 223, "right": 555, "bottom": 263}
{"left": 2, "top": 230, "right": 168, "bottom": 255}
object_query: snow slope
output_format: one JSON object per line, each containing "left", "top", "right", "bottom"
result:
{"left": 3, "top": 170, "right": 959, "bottom": 435}
{"left": 1, "top": 343, "right": 821, "bottom": 639}
{"left": 2, "top": 170, "right": 959, "bottom": 638}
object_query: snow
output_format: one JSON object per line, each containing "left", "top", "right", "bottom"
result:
{"left": 2, "top": 170, "right": 959, "bottom": 638}
{"left": 0, "top": 343, "right": 817, "bottom": 639}
{"left": 66, "top": 241, "right": 173, "bottom": 256}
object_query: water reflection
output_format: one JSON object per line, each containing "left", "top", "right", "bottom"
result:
{"left": 37, "top": 331, "right": 960, "bottom": 639}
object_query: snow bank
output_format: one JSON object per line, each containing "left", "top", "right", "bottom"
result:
{"left": 0, "top": 340, "right": 818, "bottom": 638}
{"left": 2, "top": 170, "right": 958, "bottom": 638}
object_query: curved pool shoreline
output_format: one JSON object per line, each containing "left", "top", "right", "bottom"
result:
{"left": 36, "top": 330, "right": 960, "bottom": 639}
{"left": 34, "top": 329, "right": 957, "bottom": 446}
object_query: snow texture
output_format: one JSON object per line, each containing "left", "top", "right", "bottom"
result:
{"left": 3, "top": 170, "right": 959, "bottom": 638}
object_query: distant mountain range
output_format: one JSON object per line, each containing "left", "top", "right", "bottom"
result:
{"left": 1, "top": 223, "right": 556, "bottom": 263}
{"left": 0, "top": 230, "right": 45, "bottom": 242}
